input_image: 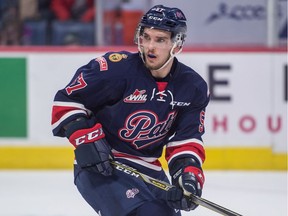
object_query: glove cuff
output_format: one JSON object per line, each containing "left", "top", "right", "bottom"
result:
{"left": 68, "top": 123, "right": 105, "bottom": 147}
{"left": 169, "top": 157, "right": 202, "bottom": 180}
{"left": 183, "top": 166, "right": 205, "bottom": 188}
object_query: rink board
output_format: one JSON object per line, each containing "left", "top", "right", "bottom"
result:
{"left": 0, "top": 47, "right": 286, "bottom": 170}
{"left": 0, "top": 146, "right": 286, "bottom": 170}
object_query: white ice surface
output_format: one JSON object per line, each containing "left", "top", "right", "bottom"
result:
{"left": 0, "top": 170, "right": 286, "bottom": 216}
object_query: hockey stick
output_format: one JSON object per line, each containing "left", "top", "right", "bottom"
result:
{"left": 111, "top": 161, "right": 242, "bottom": 216}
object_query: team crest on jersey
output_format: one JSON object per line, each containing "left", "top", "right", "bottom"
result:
{"left": 119, "top": 111, "right": 177, "bottom": 149}
{"left": 124, "top": 89, "right": 147, "bottom": 103}
{"left": 126, "top": 188, "right": 139, "bottom": 198}
{"left": 109, "top": 53, "right": 123, "bottom": 62}
{"left": 95, "top": 56, "right": 108, "bottom": 71}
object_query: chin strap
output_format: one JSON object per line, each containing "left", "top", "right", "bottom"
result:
{"left": 152, "top": 42, "right": 182, "bottom": 72}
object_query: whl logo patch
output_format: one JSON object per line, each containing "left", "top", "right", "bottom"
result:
{"left": 124, "top": 89, "right": 147, "bottom": 103}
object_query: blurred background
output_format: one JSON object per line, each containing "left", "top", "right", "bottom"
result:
{"left": 0, "top": 0, "right": 287, "bottom": 215}
{"left": 0, "top": 0, "right": 287, "bottom": 47}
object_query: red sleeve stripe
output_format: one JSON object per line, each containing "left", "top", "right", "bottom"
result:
{"left": 52, "top": 109, "right": 87, "bottom": 130}
{"left": 167, "top": 138, "right": 203, "bottom": 148}
{"left": 51, "top": 101, "right": 91, "bottom": 128}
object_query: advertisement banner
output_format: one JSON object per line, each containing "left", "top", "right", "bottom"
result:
{"left": 0, "top": 51, "right": 286, "bottom": 154}
{"left": 0, "top": 58, "right": 27, "bottom": 137}
{"left": 153, "top": 0, "right": 287, "bottom": 45}
{"left": 179, "top": 53, "right": 287, "bottom": 152}
{"left": 0, "top": 50, "right": 286, "bottom": 170}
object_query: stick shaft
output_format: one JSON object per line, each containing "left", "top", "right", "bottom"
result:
{"left": 190, "top": 195, "right": 242, "bottom": 216}
{"left": 111, "top": 161, "right": 242, "bottom": 216}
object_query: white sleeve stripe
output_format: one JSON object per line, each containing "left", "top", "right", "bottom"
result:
{"left": 52, "top": 110, "right": 87, "bottom": 130}
{"left": 167, "top": 151, "right": 203, "bottom": 167}
{"left": 53, "top": 101, "right": 88, "bottom": 109}
{"left": 115, "top": 157, "right": 162, "bottom": 171}
{"left": 112, "top": 149, "right": 158, "bottom": 162}
{"left": 53, "top": 101, "right": 93, "bottom": 115}
{"left": 167, "top": 138, "right": 203, "bottom": 148}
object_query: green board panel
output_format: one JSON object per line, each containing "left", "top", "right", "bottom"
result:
{"left": 0, "top": 58, "right": 27, "bottom": 137}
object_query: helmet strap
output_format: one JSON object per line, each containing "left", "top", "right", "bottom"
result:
{"left": 152, "top": 42, "right": 177, "bottom": 72}
{"left": 148, "top": 39, "right": 183, "bottom": 72}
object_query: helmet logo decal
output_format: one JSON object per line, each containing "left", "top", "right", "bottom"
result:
{"left": 176, "top": 11, "right": 185, "bottom": 19}
{"left": 148, "top": 16, "right": 163, "bottom": 22}
{"left": 152, "top": 7, "right": 165, "bottom": 12}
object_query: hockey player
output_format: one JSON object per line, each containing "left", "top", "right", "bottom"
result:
{"left": 51, "top": 5, "right": 210, "bottom": 216}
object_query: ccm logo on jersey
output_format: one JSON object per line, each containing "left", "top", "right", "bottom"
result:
{"left": 170, "top": 101, "right": 190, "bottom": 107}
{"left": 69, "top": 123, "right": 105, "bottom": 146}
{"left": 170, "top": 100, "right": 190, "bottom": 109}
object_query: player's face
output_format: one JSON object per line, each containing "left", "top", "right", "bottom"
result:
{"left": 139, "top": 28, "right": 173, "bottom": 71}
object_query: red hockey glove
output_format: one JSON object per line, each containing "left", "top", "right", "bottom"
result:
{"left": 167, "top": 158, "right": 205, "bottom": 211}
{"left": 66, "top": 118, "right": 113, "bottom": 176}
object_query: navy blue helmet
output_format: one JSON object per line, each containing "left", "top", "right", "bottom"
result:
{"left": 135, "top": 5, "right": 187, "bottom": 46}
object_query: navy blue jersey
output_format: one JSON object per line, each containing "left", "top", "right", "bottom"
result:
{"left": 51, "top": 51, "right": 209, "bottom": 171}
